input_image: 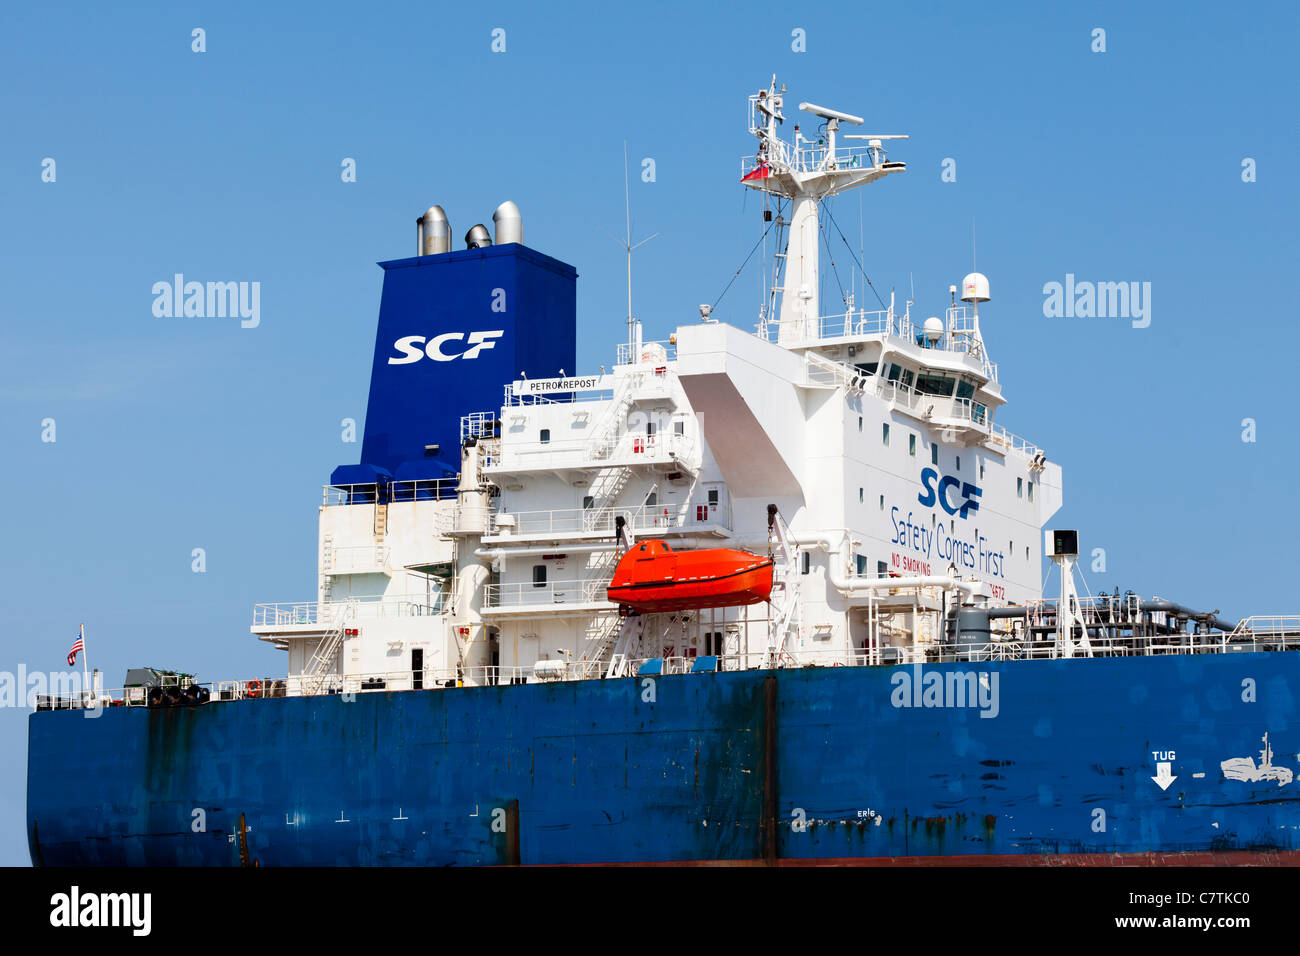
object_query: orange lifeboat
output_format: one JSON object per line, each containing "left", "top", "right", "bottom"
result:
{"left": 606, "top": 539, "right": 774, "bottom": 613}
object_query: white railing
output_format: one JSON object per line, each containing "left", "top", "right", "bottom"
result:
{"left": 488, "top": 500, "right": 729, "bottom": 538}
{"left": 740, "top": 142, "right": 884, "bottom": 179}
{"left": 986, "top": 424, "right": 1041, "bottom": 458}
{"left": 323, "top": 545, "right": 390, "bottom": 575}
{"left": 1234, "top": 616, "right": 1300, "bottom": 636}
{"left": 483, "top": 577, "right": 614, "bottom": 609}
{"left": 38, "top": 622, "right": 1300, "bottom": 712}
{"left": 616, "top": 340, "right": 676, "bottom": 366}
{"left": 323, "top": 480, "right": 459, "bottom": 506}
{"left": 494, "top": 430, "right": 698, "bottom": 470}
{"left": 815, "top": 308, "right": 911, "bottom": 341}
{"left": 252, "top": 597, "right": 440, "bottom": 628}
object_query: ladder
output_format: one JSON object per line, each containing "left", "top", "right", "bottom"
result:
{"left": 764, "top": 504, "right": 803, "bottom": 668}
{"left": 374, "top": 502, "right": 388, "bottom": 540}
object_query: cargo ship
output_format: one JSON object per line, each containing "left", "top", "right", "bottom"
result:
{"left": 27, "top": 78, "right": 1300, "bottom": 866}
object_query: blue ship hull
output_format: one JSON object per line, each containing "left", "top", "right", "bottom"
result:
{"left": 27, "top": 653, "right": 1300, "bottom": 865}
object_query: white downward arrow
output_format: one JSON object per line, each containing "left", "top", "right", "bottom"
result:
{"left": 1151, "top": 762, "right": 1178, "bottom": 790}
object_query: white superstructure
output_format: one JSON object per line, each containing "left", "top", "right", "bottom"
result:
{"left": 251, "top": 78, "right": 1068, "bottom": 694}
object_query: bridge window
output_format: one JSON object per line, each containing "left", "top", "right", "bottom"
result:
{"left": 956, "top": 379, "right": 976, "bottom": 401}
{"left": 886, "top": 364, "right": 914, "bottom": 389}
{"left": 915, "top": 372, "right": 955, "bottom": 396}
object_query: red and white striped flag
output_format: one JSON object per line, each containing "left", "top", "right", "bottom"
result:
{"left": 68, "top": 626, "right": 84, "bottom": 667}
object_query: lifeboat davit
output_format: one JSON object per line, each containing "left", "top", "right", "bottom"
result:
{"left": 606, "top": 539, "right": 775, "bottom": 613}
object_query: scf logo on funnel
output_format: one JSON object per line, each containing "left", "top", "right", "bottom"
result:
{"left": 917, "top": 467, "right": 981, "bottom": 519}
{"left": 388, "top": 331, "right": 504, "bottom": 364}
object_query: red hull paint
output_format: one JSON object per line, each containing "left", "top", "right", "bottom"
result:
{"left": 607, "top": 539, "right": 774, "bottom": 613}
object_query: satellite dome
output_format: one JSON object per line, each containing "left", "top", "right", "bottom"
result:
{"left": 923, "top": 316, "right": 944, "bottom": 343}
{"left": 960, "top": 272, "right": 990, "bottom": 303}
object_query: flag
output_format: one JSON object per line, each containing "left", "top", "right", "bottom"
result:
{"left": 68, "top": 628, "right": 84, "bottom": 667}
{"left": 741, "top": 163, "right": 771, "bottom": 182}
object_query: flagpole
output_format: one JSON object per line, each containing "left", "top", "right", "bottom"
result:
{"left": 80, "top": 622, "right": 89, "bottom": 705}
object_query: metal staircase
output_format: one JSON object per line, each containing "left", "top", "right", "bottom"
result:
{"left": 301, "top": 599, "right": 356, "bottom": 695}
{"left": 588, "top": 371, "right": 644, "bottom": 460}
{"left": 605, "top": 615, "right": 645, "bottom": 678}
{"left": 580, "top": 613, "right": 623, "bottom": 675}
{"left": 584, "top": 467, "right": 635, "bottom": 533}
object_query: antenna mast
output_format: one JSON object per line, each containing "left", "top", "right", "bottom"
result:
{"left": 613, "top": 140, "right": 659, "bottom": 356}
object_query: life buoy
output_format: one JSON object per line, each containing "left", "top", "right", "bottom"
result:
{"left": 246, "top": 679, "right": 262, "bottom": 699}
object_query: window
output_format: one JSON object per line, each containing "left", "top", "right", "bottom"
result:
{"left": 931, "top": 444, "right": 939, "bottom": 466}
{"left": 856, "top": 554, "right": 869, "bottom": 576}
{"left": 915, "top": 372, "right": 955, "bottom": 396}
{"left": 1017, "top": 477, "right": 1024, "bottom": 498}
{"left": 1026, "top": 546, "right": 1030, "bottom": 560}
{"left": 645, "top": 492, "right": 657, "bottom": 507}
{"left": 1028, "top": 481, "right": 1034, "bottom": 502}
{"left": 956, "top": 379, "right": 975, "bottom": 401}
{"left": 886, "top": 364, "right": 914, "bottom": 389}
{"left": 956, "top": 455, "right": 961, "bottom": 471}
{"left": 855, "top": 362, "right": 879, "bottom": 376}
{"left": 707, "top": 489, "right": 719, "bottom": 507}
{"left": 909, "top": 434, "right": 916, "bottom": 456}
{"left": 877, "top": 560, "right": 888, "bottom": 578}
{"left": 882, "top": 423, "right": 890, "bottom": 445}
{"left": 801, "top": 552, "right": 811, "bottom": 575}
{"left": 980, "top": 462, "right": 985, "bottom": 480}
{"left": 879, "top": 494, "right": 885, "bottom": 511}
{"left": 859, "top": 488, "right": 864, "bottom": 503}
{"left": 674, "top": 420, "right": 684, "bottom": 435}
{"left": 858, "top": 416, "right": 863, "bottom": 432}
{"left": 539, "top": 428, "right": 551, "bottom": 444}
{"left": 646, "top": 421, "right": 656, "bottom": 436}
{"left": 532, "top": 565, "right": 547, "bottom": 588}
{"left": 582, "top": 495, "right": 594, "bottom": 510}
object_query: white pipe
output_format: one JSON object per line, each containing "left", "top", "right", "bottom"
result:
{"left": 474, "top": 536, "right": 723, "bottom": 561}
{"left": 773, "top": 529, "right": 985, "bottom": 599}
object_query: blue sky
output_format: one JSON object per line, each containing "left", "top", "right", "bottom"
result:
{"left": 1, "top": 1, "right": 1296, "bottom": 865}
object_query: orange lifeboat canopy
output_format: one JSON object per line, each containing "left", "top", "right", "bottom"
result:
{"left": 606, "top": 539, "right": 775, "bottom": 613}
